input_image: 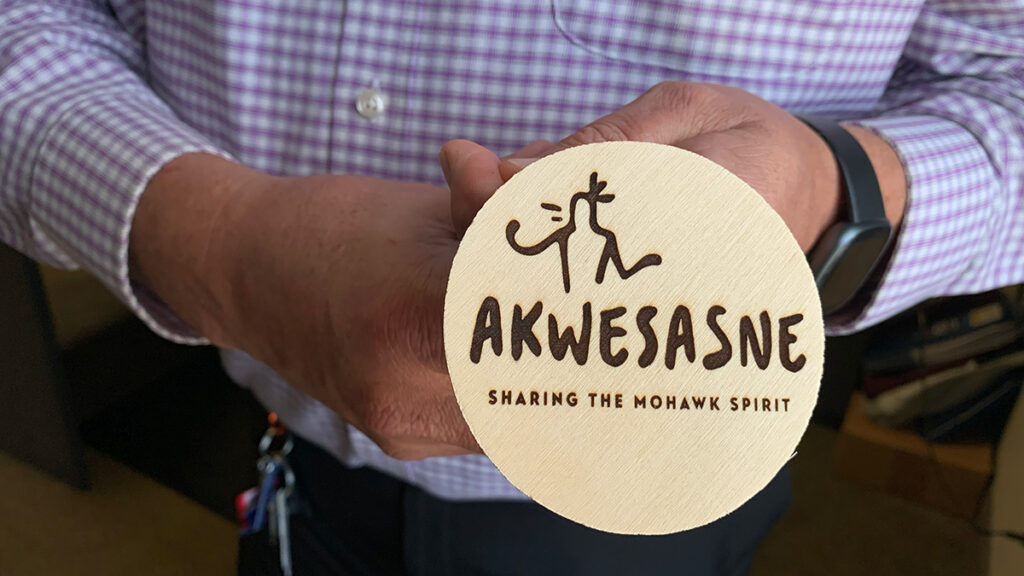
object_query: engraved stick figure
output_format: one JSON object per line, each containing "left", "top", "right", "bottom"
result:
{"left": 506, "top": 172, "right": 662, "bottom": 292}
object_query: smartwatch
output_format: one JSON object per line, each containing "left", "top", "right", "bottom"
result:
{"left": 800, "top": 116, "right": 893, "bottom": 316}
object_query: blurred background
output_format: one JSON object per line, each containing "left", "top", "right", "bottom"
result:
{"left": 1, "top": 242, "right": 1022, "bottom": 575}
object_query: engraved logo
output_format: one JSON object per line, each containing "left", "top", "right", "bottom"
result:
{"left": 505, "top": 172, "right": 662, "bottom": 293}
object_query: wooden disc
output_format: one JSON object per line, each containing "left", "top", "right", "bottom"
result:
{"left": 444, "top": 142, "right": 824, "bottom": 535}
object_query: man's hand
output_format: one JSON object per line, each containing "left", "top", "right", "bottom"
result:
{"left": 131, "top": 153, "right": 479, "bottom": 460}
{"left": 440, "top": 81, "right": 906, "bottom": 249}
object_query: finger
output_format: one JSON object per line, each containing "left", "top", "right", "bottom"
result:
{"left": 374, "top": 437, "right": 479, "bottom": 461}
{"left": 504, "top": 139, "right": 555, "bottom": 160}
{"left": 440, "top": 139, "right": 504, "bottom": 235}
{"left": 560, "top": 84, "right": 713, "bottom": 150}
{"left": 408, "top": 374, "right": 482, "bottom": 453}
{"left": 386, "top": 250, "right": 449, "bottom": 375}
{"left": 497, "top": 83, "right": 742, "bottom": 182}
{"left": 536, "top": 82, "right": 737, "bottom": 167}
{"left": 369, "top": 383, "right": 483, "bottom": 459}
{"left": 433, "top": 391, "right": 483, "bottom": 453}
{"left": 495, "top": 139, "right": 556, "bottom": 181}
{"left": 498, "top": 83, "right": 711, "bottom": 180}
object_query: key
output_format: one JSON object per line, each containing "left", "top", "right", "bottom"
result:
{"left": 275, "top": 486, "right": 293, "bottom": 576}
{"left": 274, "top": 463, "right": 296, "bottom": 576}
{"left": 248, "top": 456, "right": 280, "bottom": 534}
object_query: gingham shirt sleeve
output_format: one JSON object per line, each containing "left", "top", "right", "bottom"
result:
{"left": 0, "top": 1, "right": 228, "bottom": 344}
{"left": 829, "top": 2, "right": 1024, "bottom": 335}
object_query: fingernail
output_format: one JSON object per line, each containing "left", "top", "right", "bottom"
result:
{"left": 505, "top": 157, "right": 538, "bottom": 169}
{"left": 439, "top": 150, "right": 452, "bottom": 182}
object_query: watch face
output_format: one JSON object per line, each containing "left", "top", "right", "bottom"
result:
{"left": 815, "top": 223, "right": 891, "bottom": 315}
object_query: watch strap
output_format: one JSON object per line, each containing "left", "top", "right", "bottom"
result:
{"left": 800, "top": 116, "right": 892, "bottom": 315}
{"left": 800, "top": 116, "right": 887, "bottom": 224}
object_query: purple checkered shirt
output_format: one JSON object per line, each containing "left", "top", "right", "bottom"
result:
{"left": 2, "top": 0, "right": 1022, "bottom": 500}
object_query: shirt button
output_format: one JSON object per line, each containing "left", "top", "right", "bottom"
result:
{"left": 356, "top": 89, "right": 387, "bottom": 119}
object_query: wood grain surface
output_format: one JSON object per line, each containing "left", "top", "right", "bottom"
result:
{"left": 445, "top": 142, "right": 824, "bottom": 535}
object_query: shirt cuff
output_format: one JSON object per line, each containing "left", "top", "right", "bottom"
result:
{"left": 28, "top": 93, "right": 230, "bottom": 345}
{"left": 826, "top": 114, "right": 999, "bottom": 335}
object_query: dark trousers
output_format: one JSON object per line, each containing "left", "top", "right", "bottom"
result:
{"left": 239, "top": 437, "right": 791, "bottom": 576}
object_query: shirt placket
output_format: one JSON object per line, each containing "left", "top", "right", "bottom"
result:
{"left": 330, "top": 1, "right": 421, "bottom": 179}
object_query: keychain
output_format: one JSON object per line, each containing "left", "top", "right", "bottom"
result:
{"left": 237, "top": 413, "right": 295, "bottom": 576}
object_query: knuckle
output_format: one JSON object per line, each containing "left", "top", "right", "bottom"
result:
{"left": 368, "top": 279, "right": 446, "bottom": 370}
{"left": 362, "top": 392, "right": 410, "bottom": 440}
{"left": 361, "top": 385, "right": 442, "bottom": 439}
{"left": 649, "top": 79, "right": 687, "bottom": 96}
{"left": 363, "top": 394, "right": 454, "bottom": 460}
{"left": 367, "top": 291, "right": 406, "bottom": 351}
{"left": 648, "top": 80, "right": 710, "bottom": 111}
{"left": 565, "top": 119, "right": 636, "bottom": 146}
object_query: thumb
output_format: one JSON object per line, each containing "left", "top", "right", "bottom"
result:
{"left": 440, "top": 139, "right": 503, "bottom": 236}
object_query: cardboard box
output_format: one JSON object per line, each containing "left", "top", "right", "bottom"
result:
{"left": 833, "top": 393, "right": 993, "bottom": 517}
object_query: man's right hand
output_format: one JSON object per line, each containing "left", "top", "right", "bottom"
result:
{"left": 130, "top": 153, "right": 479, "bottom": 460}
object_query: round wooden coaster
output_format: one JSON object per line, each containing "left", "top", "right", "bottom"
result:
{"left": 444, "top": 142, "right": 824, "bottom": 535}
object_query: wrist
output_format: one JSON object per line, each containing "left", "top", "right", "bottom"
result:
{"left": 799, "top": 118, "right": 903, "bottom": 314}
{"left": 129, "top": 152, "right": 269, "bottom": 346}
{"left": 841, "top": 124, "right": 908, "bottom": 228}
{"left": 802, "top": 121, "right": 845, "bottom": 245}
